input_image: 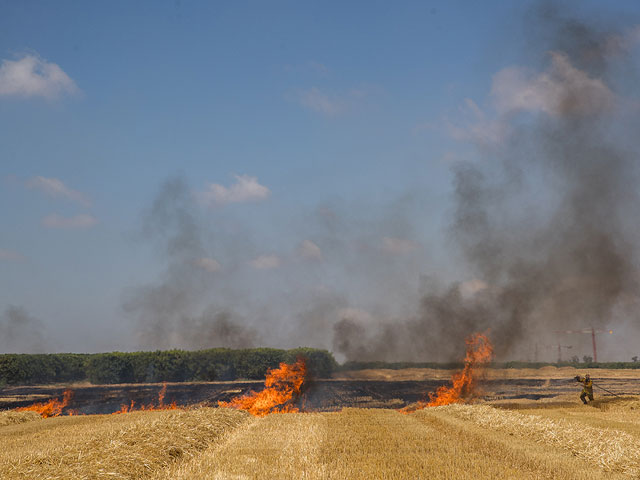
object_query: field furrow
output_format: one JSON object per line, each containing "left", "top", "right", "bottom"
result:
{"left": 514, "top": 398, "right": 640, "bottom": 437}
{"left": 3, "top": 400, "right": 640, "bottom": 479}
{"left": 156, "top": 412, "right": 328, "bottom": 479}
{"left": 413, "top": 407, "right": 624, "bottom": 480}
{"left": 319, "top": 407, "right": 545, "bottom": 480}
{"left": 156, "top": 406, "right": 626, "bottom": 479}
{"left": 419, "top": 404, "right": 639, "bottom": 476}
{"left": 0, "top": 408, "right": 250, "bottom": 480}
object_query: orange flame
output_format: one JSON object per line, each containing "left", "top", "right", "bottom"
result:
{"left": 112, "top": 382, "right": 178, "bottom": 414}
{"left": 218, "top": 358, "right": 307, "bottom": 417}
{"left": 16, "top": 389, "right": 74, "bottom": 418}
{"left": 403, "top": 332, "right": 493, "bottom": 412}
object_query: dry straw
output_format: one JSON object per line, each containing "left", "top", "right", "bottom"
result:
{"left": 439, "top": 403, "right": 640, "bottom": 476}
{"left": 0, "top": 410, "right": 41, "bottom": 427}
{"left": 0, "top": 407, "right": 250, "bottom": 480}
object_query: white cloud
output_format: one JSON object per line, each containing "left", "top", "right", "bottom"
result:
{"left": 298, "top": 239, "right": 322, "bottom": 260}
{"left": 411, "top": 122, "right": 436, "bottom": 134}
{"left": 446, "top": 52, "right": 614, "bottom": 147}
{"left": 381, "top": 237, "right": 419, "bottom": 255}
{"left": 0, "top": 54, "right": 79, "bottom": 99}
{"left": 446, "top": 98, "right": 507, "bottom": 146}
{"left": 307, "top": 61, "right": 329, "bottom": 74}
{"left": 0, "top": 249, "right": 24, "bottom": 261}
{"left": 27, "top": 176, "right": 91, "bottom": 206}
{"left": 297, "top": 87, "right": 343, "bottom": 115}
{"left": 194, "top": 257, "right": 221, "bottom": 272}
{"left": 248, "top": 254, "right": 281, "bottom": 270}
{"left": 293, "top": 85, "right": 378, "bottom": 116}
{"left": 491, "top": 52, "right": 614, "bottom": 117}
{"left": 198, "top": 174, "right": 270, "bottom": 206}
{"left": 284, "top": 61, "right": 330, "bottom": 75}
{"left": 42, "top": 213, "right": 97, "bottom": 229}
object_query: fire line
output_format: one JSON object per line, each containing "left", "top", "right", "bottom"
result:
{"left": 218, "top": 358, "right": 307, "bottom": 417}
{"left": 401, "top": 332, "right": 494, "bottom": 413}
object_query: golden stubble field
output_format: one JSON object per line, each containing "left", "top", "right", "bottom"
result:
{"left": 2, "top": 379, "right": 640, "bottom": 479}
{"left": 0, "top": 368, "right": 640, "bottom": 480}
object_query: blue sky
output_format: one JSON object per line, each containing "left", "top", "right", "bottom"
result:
{"left": 2, "top": 1, "right": 640, "bottom": 361}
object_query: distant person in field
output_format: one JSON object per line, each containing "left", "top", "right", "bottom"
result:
{"left": 575, "top": 374, "right": 594, "bottom": 404}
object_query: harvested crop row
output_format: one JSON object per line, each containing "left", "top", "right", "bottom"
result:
{"left": 515, "top": 397, "right": 640, "bottom": 437}
{"left": 429, "top": 404, "right": 640, "bottom": 476}
{"left": 156, "top": 411, "right": 327, "bottom": 479}
{"left": 0, "top": 410, "right": 42, "bottom": 427}
{"left": 318, "top": 408, "right": 548, "bottom": 480}
{"left": 324, "top": 408, "right": 604, "bottom": 480}
{"left": 0, "top": 408, "right": 251, "bottom": 480}
{"left": 159, "top": 407, "right": 610, "bottom": 480}
{"left": 413, "top": 408, "right": 615, "bottom": 480}
{"left": 4, "top": 405, "right": 634, "bottom": 479}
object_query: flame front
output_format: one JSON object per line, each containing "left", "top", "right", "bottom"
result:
{"left": 403, "top": 332, "right": 493, "bottom": 412}
{"left": 112, "top": 382, "right": 178, "bottom": 414}
{"left": 16, "top": 389, "right": 74, "bottom": 418}
{"left": 218, "top": 358, "right": 307, "bottom": 417}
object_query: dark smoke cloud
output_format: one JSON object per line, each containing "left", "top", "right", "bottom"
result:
{"left": 123, "top": 177, "right": 259, "bottom": 350}
{"left": 0, "top": 305, "right": 46, "bottom": 353}
{"left": 528, "top": 2, "right": 636, "bottom": 74}
{"left": 120, "top": 6, "right": 640, "bottom": 362}
{"left": 180, "top": 309, "right": 258, "bottom": 350}
{"left": 123, "top": 175, "right": 430, "bottom": 354}
{"left": 334, "top": 7, "right": 640, "bottom": 362}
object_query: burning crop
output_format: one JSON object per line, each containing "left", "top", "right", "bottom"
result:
{"left": 218, "top": 358, "right": 307, "bottom": 417}
{"left": 15, "top": 389, "right": 75, "bottom": 418}
{"left": 403, "top": 332, "right": 493, "bottom": 412}
{"left": 113, "top": 382, "right": 178, "bottom": 414}
{"left": 12, "top": 382, "right": 181, "bottom": 417}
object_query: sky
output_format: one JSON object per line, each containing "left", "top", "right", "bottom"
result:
{"left": 2, "top": 1, "right": 640, "bottom": 362}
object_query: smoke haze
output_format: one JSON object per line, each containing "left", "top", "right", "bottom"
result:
{"left": 123, "top": 177, "right": 260, "bottom": 350}
{"left": 332, "top": 6, "right": 640, "bottom": 361}
{"left": 115, "top": 5, "right": 640, "bottom": 362}
{"left": 0, "top": 306, "right": 46, "bottom": 353}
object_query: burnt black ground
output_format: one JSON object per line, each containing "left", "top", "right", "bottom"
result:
{"left": 2, "top": 377, "right": 639, "bottom": 414}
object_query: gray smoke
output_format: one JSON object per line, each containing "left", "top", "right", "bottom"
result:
{"left": 334, "top": 7, "right": 640, "bottom": 361}
{"left": 0, "top": 305, "right": 46, "bottom": 353}
{"left": 180, "top": 309, "right": 258, "bottom": 350}
{"left": 123, "top": 177, "right": 259, "bottom": 350}
{"left": 121, "top": 6, "right": 640, "bottom": 362}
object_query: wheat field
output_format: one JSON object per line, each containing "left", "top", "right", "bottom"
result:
{"left": 2, "top": 395, "right": 639, "bottom": 479}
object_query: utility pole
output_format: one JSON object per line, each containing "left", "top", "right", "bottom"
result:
{"left": 540, "top": 344, "right": 572, "bottom": 362}
{"left": 557, "top": 344, "right": 572, "bottom": 363}
{"left": 554, "top": 328, "right": 613, "bottom": 362}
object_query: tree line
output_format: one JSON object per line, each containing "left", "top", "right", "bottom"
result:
{"left": 0, "top": 347, "right": 337, "bottom": 385}
{"left": 4, "top": 350, "right": 637, "bottom": 386}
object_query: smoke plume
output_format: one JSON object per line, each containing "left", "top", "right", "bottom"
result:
{"left": 334, "top": 7, "right": 640, "bottom": 361}
{"left": 0, "top": 306, "right": 46, "bottom": 353}
{"left": 121, "top": 6, "right": 640, "bottom": 362}
{"left": 123, "top": 177, "right": 259, "bottom": 350}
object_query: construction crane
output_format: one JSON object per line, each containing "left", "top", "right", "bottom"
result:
{"left": 554, "top": 327, "right": 613, "bottom": 363}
